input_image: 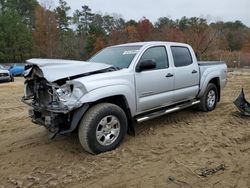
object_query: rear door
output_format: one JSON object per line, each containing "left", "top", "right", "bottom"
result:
{"left": 135, "top": 46, "right": 174, "bottom": 112}
{"left": 170, "top": 46, "right": 199, "bottom": 102}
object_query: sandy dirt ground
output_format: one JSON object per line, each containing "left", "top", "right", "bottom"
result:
{"left": 0, "top": 73, "right": 250, "bottom": 188}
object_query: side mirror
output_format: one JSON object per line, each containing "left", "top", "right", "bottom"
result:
{"left": 136, "top": 60, "right": 156, "bottom": 72}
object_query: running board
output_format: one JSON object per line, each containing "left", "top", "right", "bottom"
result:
{"left": 136, "top": 100, "right": 200, "bottom": 123}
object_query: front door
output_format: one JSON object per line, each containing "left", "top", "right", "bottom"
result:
{"left": 135, "top": 46, "right": 174, "bottom": 113}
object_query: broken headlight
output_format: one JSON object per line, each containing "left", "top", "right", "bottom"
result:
{"left": 56, "top": 81, "right": 86, "bottom": 109}
{"left": 56, "top": 84, "right": 73, "bottom": 102}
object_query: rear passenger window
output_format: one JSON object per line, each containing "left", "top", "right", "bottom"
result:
{"left": 171, "top": 46, "right": 193, "bottom": 67}
{"left": 139, "top": 46, "right": 169, "bottom": 69}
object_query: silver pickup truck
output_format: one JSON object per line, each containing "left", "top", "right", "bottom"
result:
{"left": 22, "top": 42, "right": 227, "bottom": 154}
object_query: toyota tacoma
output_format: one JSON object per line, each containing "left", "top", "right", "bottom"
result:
{"left": 22, "top": 42, "right": 227, "bottom": 154}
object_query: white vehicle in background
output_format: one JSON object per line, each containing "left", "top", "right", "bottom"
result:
{"left": 22, "top": 41, "right": 227, "bottom": 154}
{"left": 0, "top": 65, "right": 14, "bottom": 82}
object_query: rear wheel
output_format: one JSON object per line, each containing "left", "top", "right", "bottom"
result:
{"left": 78, "top": 103, "right": 128, "bottom": 154}
{"left": 198, "top": 83, "right": 218, "bottom": 112}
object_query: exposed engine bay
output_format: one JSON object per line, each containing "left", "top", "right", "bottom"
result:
{"left": 22, "top": 78, "right": 75, "bottom": 137}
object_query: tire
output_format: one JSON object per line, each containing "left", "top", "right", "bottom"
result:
{"left": 78, "top": 103, "right": 128, "bottom": 154}
{"left": 10, "top": 76, "right": 14, "bottom": 82}
{"left": 198, "top": 83, "right": 218, "bottom": 112}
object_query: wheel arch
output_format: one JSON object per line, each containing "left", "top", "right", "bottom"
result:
{"left": 91, "top": 95, "right": 135, "bottom": 135}
{"left": 198, "top": 72, "right": 221, "bottom": 102}
{"left": 69, "top": 94, "right": 135, "bottom": 136}
{"left": 208, "top": 77, "right": 220, "bottom": 102}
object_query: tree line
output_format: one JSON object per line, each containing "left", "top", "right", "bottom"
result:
{"left": 0, "top": 0, "right": 250, "bottom": 66}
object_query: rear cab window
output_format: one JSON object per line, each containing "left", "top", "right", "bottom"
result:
{"left": 171, "top": 46, "right": 193, "bottom": 67}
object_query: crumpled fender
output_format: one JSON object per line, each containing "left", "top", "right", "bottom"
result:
{"left": 234, "top": 89, "right": 250, "bottom": 116}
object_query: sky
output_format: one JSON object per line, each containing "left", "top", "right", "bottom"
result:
{"left": 47, "top": 0, "right": 250, "bottom": 26}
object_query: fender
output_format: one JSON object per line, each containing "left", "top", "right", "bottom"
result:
{"left": 80, "top": 84, "right": 137, "bottom": 117}
{"left": 198, "top": 70, "right": 221, "bottom": 98}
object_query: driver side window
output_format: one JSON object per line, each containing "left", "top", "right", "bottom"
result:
{"left": 139, "top": 46, "right": 169, "bottom": 70}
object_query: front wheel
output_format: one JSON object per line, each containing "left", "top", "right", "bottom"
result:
{"left": 198, "top": 83, "right": 218, "bottom": 112}
{"left": 78, "top": 103, "right": 128, "bottom": 154}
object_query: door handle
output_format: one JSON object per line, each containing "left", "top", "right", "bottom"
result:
{"left": 192, "top": 70, "right": 198, "bottom": 74}
{"left": 166, "top": 73, "right": 174, "bottom": 78}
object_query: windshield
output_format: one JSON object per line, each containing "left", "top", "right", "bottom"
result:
{"left": 88, "top": 45, "right": 142, "bottom": 69}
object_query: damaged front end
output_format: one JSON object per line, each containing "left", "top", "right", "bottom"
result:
{"left": 22, "top": 58, "right": 118, "bottom": 138}
{"left": 234, "top": 89, "right": 250, "bottom": 116}
{"left": 22, "top": 66, "right": 88, "bottom": 138}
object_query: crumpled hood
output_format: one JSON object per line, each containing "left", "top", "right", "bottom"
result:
{"left": 25, "top": 58, "right": 112, "bottom": 82}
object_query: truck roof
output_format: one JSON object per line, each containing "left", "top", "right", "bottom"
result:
{"left": 113, "top": 41, "right": 189, "bottom": 48}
